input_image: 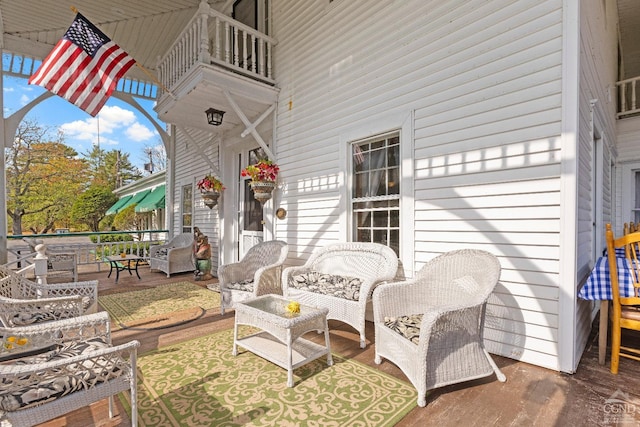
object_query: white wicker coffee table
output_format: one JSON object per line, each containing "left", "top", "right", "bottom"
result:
{"left": 233, "top": 294, "right": 333, "bottom": 387}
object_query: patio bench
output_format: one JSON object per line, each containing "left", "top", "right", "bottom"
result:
{"left": 282, "top": 242, "right": 399, "bottom": 348}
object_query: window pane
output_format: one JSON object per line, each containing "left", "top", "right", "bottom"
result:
{"left": 389, "top": 229, "right": 399, "bottom": 256}
{"left": 351, "top": 132, "right": 401, "bottom": 256}
{"left": 388, "top": 167, "right": 400, "bottom": 195}
{"left": 373, "top": 229, "right": 387, "bottom": 246}
{"left": 373, "top": 210, "right": 388, "bottom": 227}
{"left": 357, "top": 228, "right": 371, "bottom": 242}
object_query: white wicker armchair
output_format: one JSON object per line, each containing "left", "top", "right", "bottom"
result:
{"left": 218, "top": 240, "right": 289, "bottom": 315}
{"left": 149, "top": 233, "right": 195, "bottom": 277}
{"left": 282, "top": 242, "right": 399, "bottom": 348}
{"left": 373, "top": 249, "right": 506, "bottom": 407}
{"left": 22, "top": 238, "right": 78, "bottom": 282}
{"left": 0, "top": 265, "right": 99, "bottom": 327}
{"left": 0, "top": 312, "right": 139, "bottom": 427}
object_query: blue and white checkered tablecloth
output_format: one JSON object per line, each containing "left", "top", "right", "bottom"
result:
{"left": 579, "top": 256, "right": 636, "bottom": 300}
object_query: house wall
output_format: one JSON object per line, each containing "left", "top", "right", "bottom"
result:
{"left": 616, "top": 117, "right": 640, "bottom": 229}
{"left": 172, "top": 126, "right": 222, "bottom": 272}
{"left": 271, "top": 0, "right": 566, "bottom": 370}
{"left": 574, "top": 0, "right": 619, "bottom": 370}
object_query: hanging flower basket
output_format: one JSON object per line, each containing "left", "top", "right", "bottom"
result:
{"left": 249, "top": 181, "right": 276, "bottom": 205}
{"left": 241, "top": 159, "right": 279, "bottom": 205}
{"left": 197, "top": 174, "right": 225, "bottom": 210}
{"left": 201, "top": 191, "right": 221, "bottom": 209}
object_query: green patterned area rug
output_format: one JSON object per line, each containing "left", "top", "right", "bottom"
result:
{"left": 121, "top": 328, "right": 417, "bottom": 426}
{"left": 98, "top": 282, "right": 220, "bottom": 330}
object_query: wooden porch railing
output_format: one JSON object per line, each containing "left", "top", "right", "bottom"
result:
{"left": 617, "top": 76, "right": 640, "bottom": 118}
{"left": 157, "top": 2, "right": 277, "bottom": 95}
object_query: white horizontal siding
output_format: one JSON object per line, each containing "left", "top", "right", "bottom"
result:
{"left": 272, "top": 0, "right": 565, "bottom": 369}
{"left": 173, "top": 127, "right": 222, "bottom": 271}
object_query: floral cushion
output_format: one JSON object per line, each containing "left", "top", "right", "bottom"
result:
{"left": 155, "top": 248, "right": 169, "bottom": 259}
{"left": 10, "top": 306, "right": 69, "bottom": 327}
{"left": 384, "top": 314, "right": 423, "bottom": 345}
{"left": 0, "top": 337, "right": 121, "bottom": 412}
{"left": 226, "top": 279, "right": 254, "bottom": 292}
{"left": 288, "top": 271, "right": 363, "bottom": 301}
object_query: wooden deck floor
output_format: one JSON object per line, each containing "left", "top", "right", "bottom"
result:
{"left": 37, "top": 265, "right": 640, "bottom": 427}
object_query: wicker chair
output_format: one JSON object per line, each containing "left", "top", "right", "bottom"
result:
{"left": 282, "top": 242, "right": 399, "bottom": 348}
{"left": 21, "top": 238, "right": 78, "bottom": 282}
{"left": 0, "top": 265, "right": 98, "bottom": 327}
{"left": 218, "top": 240, "right": 289, "bottom": 315}
{"left": 373, "top": 249, "right": 506, "bottom": 407}
{"left": 149, "top": 233, "right": 195, "bottom": 277}
{"left": 0, "top": 312, "right": 139, "bottom": 426}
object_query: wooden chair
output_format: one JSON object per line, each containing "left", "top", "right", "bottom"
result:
{"left": 605, "top": 223, "right": 640, "bottom": 374}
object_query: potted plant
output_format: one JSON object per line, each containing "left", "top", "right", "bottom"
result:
{"left": 197, "top": 174, "right": 225, "bottom": 209}
{"left": 241, "top": 159, "right": 280, "bottom": 204}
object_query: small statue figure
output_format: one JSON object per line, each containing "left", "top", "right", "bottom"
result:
{"left": 194, "top": 234, "right": 213, "bottom": 281}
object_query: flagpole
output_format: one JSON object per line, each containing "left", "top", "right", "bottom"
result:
{"left": 70, "top": 5, "right": 176, "bottom": 99}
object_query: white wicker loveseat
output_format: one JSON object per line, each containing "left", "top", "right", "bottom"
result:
{"left": 0, "top": 265, "right": 98, "bottom": 327}
{"left": 0, "top": 312, "right": 140, "bottom": 426}
{"left": 282, "top": 242, "right": 398, "bottom": 348}
{"left": 372, "top": 249, "right": 506, "bottom": 407}
{"left": 149, "top": 233, "right": 194, "bottom": 277}
{"left": 218, "top": 240, "right": 289, "bottom": 315}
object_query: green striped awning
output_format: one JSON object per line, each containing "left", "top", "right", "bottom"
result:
{"left": 135, "top": 185, "right": 166, "bottom": 213}
{"left": 105, "top": 195, "right": 133, "bottom": 215}
{"left": 118, "top": 189, "right": 151, "bottom": 212}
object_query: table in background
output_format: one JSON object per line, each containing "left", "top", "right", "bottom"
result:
{"left": 106, "top": 254, "right": 142, "bottom": 284}
{"left": 579, "top": 255, "right": 636, "bottom": 364}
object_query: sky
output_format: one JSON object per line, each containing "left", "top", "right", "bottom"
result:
{"left": 3, "top": 74, "right": 163, "bottom": 172}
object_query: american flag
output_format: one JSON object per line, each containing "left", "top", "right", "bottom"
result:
{"left": 29, "top": 13, "right": 136, "bottom": 117}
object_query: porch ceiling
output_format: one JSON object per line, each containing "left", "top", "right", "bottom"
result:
{"left": 0, "top": 0, "right": 228, "bottom": 85}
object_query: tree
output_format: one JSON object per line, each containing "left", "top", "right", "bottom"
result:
{"left": 6, "top": 120, "right": 89, "bottom": 235}
{"left": 70, "top": 186, "right": 118, "bottom": 232}
{"left": 113, "top": 204, "right": 144, "bottom": 239}
{"left": 142, "top": 143, "right": 166, "bottom": 173}
{"left": 84, "top": 146, "right": 142, "bottom": 189}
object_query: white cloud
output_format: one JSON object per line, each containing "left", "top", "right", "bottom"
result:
{"left": 59, "top": 105, "right": 146, "bottom": 145}
{"left": 4, "top": 87, "right": 14, "bottom": 92}
{"left": 19, "top": 94, "right": 30, "bottom": 106}
{"left": 125, "top": 122, "right": 154, "bottom": 141}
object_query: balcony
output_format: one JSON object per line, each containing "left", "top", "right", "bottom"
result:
{"left": 154, "top": 3, "right": 279, "bottom": 132}
{"left": 617, "top": 76, "right": 640, "bottom": 118}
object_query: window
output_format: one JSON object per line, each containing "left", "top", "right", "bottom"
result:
{"left": 181, "top": 184, "right": 193, "bottom": 234}
{"left": 351, "top": 132, "right": 400, "bottom": 255}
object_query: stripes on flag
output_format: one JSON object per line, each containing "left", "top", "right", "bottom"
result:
{"left": 28, "top": 13, "right": 136, "bottom": 117}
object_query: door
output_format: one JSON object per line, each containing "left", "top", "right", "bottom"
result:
{"left": 238, "top": 147, "right": 267, "bottom": 258}
{"left": 232, "top": 0, "right": 269, "bottom": 71}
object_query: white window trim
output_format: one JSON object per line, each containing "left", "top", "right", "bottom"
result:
{"left": 338, "top": 110, "right": 415, "bottom": 277}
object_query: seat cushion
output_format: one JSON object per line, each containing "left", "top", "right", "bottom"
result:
{"left": 384, "top": 314, "right": 423, "bottom": 345}
{"left": 0, "top": 337, "right": 121, "bottom": 412}
{"left": 226, "top": 279, "right": 254, "bottom": 292}
{"left": 288, "top": 271, "right": 363, "bottom": 301}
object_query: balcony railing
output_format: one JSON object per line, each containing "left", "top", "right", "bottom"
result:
{"left": 157, "top": 3, "right": 277, "bottom": 96}
{"left": 617, "top": 76, "right": 640, "bottom": 118}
